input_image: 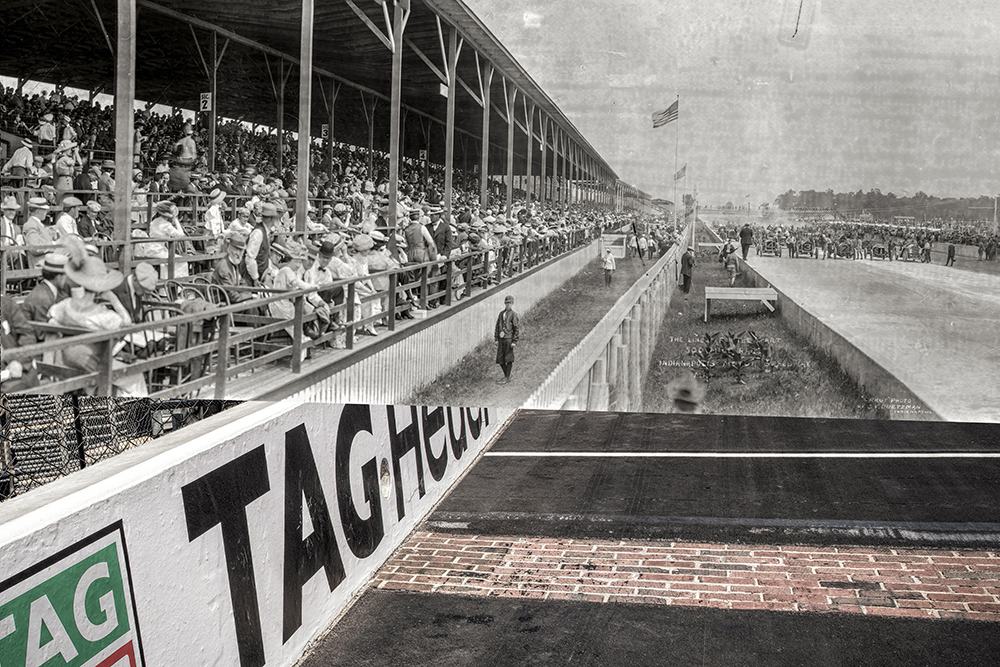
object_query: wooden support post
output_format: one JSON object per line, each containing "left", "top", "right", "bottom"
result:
{"left": 113, "top": 0, "right": 137, "bottom": 275}
{"left": 387, "top": 0, "right": 411, "bottom": 257}
{"left": 295, "top": 0, "right": 315, "bottom": 233}
{"left": 479, "top": 63, "right": 494, "bottom": 209}
{"left": 443, "top": 27, "right": 460, "bottom": 222}
{"left": 277, "top": 58, "right": 286, "bottom": 176}
{"left": 504, "top": 81, "right": 517, "bottom": 218}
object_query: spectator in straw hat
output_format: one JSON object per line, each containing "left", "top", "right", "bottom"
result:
{"left": 2, "top": 138, "right": 34, "bottom": 179}
{"left": 77, "top": 200, "right": 106, "bottom": 238}
{"left": 18, "top": 253, "right": 69, "bottom": 344}
{"left": 21, "top": 197, "right": 57, "bottom": 265}
{"left": 49, "top": 237, "right": 147, "bottom": 397}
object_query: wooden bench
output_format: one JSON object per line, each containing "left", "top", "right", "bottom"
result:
{"left": 704, "top": 287, "right": 778, "bottom": 322}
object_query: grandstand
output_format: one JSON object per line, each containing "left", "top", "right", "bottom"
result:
{"left": 1, "top": 0, "right": 659, "bottom": 402}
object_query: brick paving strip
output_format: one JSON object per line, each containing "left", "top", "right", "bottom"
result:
{"left": 371, "top": 532, "right": 1000, "bottom": 622}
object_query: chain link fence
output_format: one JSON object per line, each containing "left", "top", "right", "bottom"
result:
{"left": 1, "top": 395, "right": 240, "bottom": 501}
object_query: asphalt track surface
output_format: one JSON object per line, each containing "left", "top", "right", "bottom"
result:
{"left": 301, "top": 411, "right": 1000, "bottom": 666}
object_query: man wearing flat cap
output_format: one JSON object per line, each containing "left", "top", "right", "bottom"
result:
{"left": 54, "top": 196, "right": 84, "bottom": 239}
{"left": 21, "top": 198, "right": 57, "bottom": 266}
{"left": 494, "top": 294, "right": 520, "bottom": 385}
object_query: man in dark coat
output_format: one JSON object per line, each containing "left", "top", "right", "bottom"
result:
{"left": 681, "top": 245, "right": 696, "bottom": 297}
{"left": 739, "top": 223, "right": 753, "bottom": 260}
{"left": 18, "top": 253, "right": 69, "bottom": 344}
{"left": 494, "top": 294, "right": 519, "bottom": 384}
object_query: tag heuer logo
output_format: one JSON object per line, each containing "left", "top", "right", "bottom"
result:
{"left": 0, "top": 523, "right": 145, "bottom": 667}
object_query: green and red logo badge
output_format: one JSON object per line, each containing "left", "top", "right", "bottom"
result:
{"left": 0, "top": 523, "right": 144, "bottom": 667}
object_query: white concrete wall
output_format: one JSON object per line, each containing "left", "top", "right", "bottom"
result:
{"left": 0, "top": 400, "right": 514, "bottom": 667}
{"left": 291, "top": 242, "right": 601, "bottom": 405}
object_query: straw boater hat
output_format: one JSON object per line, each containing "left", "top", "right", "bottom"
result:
{"left": 101, "top": 159, "right": 115, "bottom": 170}
{"left": 61, "top": 237, "right": 123, "bottom": 293}
{"left": 41, "top": 253, "right": 68, "bottom": 274}
{"left": 27, "top": 197, "right": 50, "bottom": 213}
{"left": 1, "top": 196, "right": 18, "bottom": 211}
{"left": 207, "top": 188, "right": 226, "bottom": 206}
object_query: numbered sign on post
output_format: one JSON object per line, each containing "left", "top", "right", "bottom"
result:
{"left": 200, "top": 92, "right": 212, "bottom": 112}
{"left": 321, "top": 124, "right": 329, "bottom": 139}
{"left": 419, "top": 150, "right": 428, "bottom": 160}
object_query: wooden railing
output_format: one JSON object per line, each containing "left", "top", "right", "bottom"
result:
{"left": 3, "top": 228, "right": 597, "bottom": 399}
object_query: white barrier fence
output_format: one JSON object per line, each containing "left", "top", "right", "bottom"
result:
{"left": 524, "top": 225, "right": 691, "bottom": 411}
{"left": 0, "top": 400, "right": 514, "bottom": 667}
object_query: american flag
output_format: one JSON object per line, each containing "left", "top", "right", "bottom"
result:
{"left": 652, "top": 100, "right": 679, "bottom": 128}
{"left": 674, "top": 164, "right": 686, "bottom": 181}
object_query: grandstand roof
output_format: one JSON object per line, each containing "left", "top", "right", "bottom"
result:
{"left": 1, "top": 0, "right": 620, "bottom": 181}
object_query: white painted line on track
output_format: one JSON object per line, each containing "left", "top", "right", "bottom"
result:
{"left": 485, "top": 451, "right": 1000, "bottom": 458}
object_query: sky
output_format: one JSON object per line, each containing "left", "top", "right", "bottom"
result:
{"left": 462, "top": 0, "right": 1000, "bottom": 206}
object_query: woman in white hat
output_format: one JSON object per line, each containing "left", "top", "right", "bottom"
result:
{"left": 148, "top": 200, "right": 189, "bottom": 279}
{"left": 52, "top": 140, "right": 78, "bottom": 202}
{"left": 347, "top": 234, "right": 379, "bottom": 335}
{"left": 203, "top": 188, "right": 227, "bottom": 240}
{"left": 47, "top": 237, "right": 147, "bottom": 397}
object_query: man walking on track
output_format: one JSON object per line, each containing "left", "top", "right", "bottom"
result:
{"left": 495, "top": 295, "right": 520, "bottom": 384}
{"left": 603, "top": 248, "right": 616, "bottom": 287}
{"left": 739, "top": 223, "right": 754, "bottom": 260}
{"left": 681, "top": 245, "right": 696, "bottom": 297}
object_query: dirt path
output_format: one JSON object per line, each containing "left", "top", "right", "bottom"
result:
{"left": 406, "top": 253, "right": 660, "bottom": 409}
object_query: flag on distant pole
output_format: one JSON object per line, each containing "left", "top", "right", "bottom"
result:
{"left": 674, "top": 164, "right": 686, "bottom": 181}
{"left": 652, "top": 100, "right": 679, "bottom": 128}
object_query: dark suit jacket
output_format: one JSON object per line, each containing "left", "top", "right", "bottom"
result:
{"left": 430, "top": 220, "right": 453, "bottom": 258}
{"left": 19, "top": 280, "right": 61, "bottom": 345}
{"left": 211, "top": 257, "right": 256, "bottom": 303}
{"left": 111, "top": 276, "right": 143, "bottom": 323}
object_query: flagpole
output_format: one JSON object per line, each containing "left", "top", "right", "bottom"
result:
{"left": 673, "top": 94, "right": 679, "bottom": 229}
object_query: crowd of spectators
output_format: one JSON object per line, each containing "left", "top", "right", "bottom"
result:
{"left": 711, "top": 218, "right": 999, "bottom": 263}
{"left": 1, "top": 84, "right": 647, "bottom": 398}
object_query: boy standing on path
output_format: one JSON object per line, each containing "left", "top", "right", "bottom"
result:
{"left": 495, "top": 295, "right": 520, "bottom": 384}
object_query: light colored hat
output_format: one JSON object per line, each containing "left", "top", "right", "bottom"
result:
{"left": 101, "top": 159, "right": 115, "bottom": 170}
{"left": 86, "top": 200, "right": 103, "bottom": 214}
{"left": 260, "top": 202, "right": 279, "bottom": 218}
{"left": 62, "top": 196, "right": 84, "bottom": 208}
{"left": 134, "top": 262, "right": 158, "bottom": 292}
{"left": 27, "top": 197, "right": 50, "bottom": 211}
{"left": 352, "top": 234, "right": 374, "bottom": 252}
{"left": 334, "top": 203, "right": 348, "bottom": 213}
{"left": 1, "top": 196, "right": 18, "bottom": 211}
{"left": 41, "top": 253, "right": 68, "bottom": 274}
{"left": 62, "top": 237, "right": 123, "bottom": 293}
{"left": 208, "top": 188, "right": 226, "bottom": 206}
{"left": 369, "top": 230, "right": 386, "bottom": 242}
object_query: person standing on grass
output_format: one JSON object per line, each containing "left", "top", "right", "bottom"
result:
{"left": 681, "top": 245, "right": 696, "bottom": 297}
{"left": 739, "top": 223, "right": 753, "bottom": 260}
{"left": 494, "top": 295, "right": 519, "bottom": 385}
{"left": 603, "top": 248, "right": 616, "bottom": 288}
